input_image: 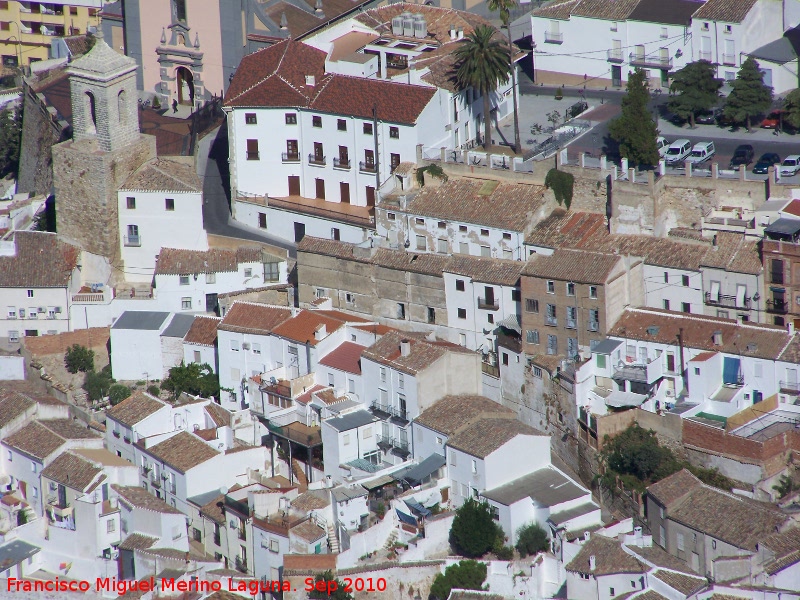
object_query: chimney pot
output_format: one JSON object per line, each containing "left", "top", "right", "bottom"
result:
{"left": 400, "top": 340, "right": 411, "bottom": 357}
{"left": 712, "top": 331, "right": 722, "bottom": 346}
{"left": 589, "top": 555, "right": 596, "bottom": 571}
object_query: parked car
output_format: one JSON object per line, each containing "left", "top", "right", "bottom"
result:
{"left": 760, "top": 110, "right": 784, "bottom": 129}
{"left": 664, "top": 139, "right": 692, "bottom": 165}
{"left": 685, "top": 141, "right": 716, "bottom": 164}
{"left": 729, "top": 145, "right": 754, "bottom": 170}
{"left": 780, "top": 155, "right": 800, "bottom": 176}
{"left": 696, "top": 107, "right": 722, "bottom": 125}
{"left": 656, "top": 137, "right": 670, "bottom": 158}
{"left": 753, "top": 153, "right": 782, "bottom": 174}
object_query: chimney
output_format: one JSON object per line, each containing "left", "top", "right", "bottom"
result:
{"left": 634, "top": 526, "right": 643, "bottom": 540}
{"left": 400, "top": 340, "right": 411, "bottom": 357}
{"left": 315, "top": 0, "right": 323, "bottom": 12}
{"left": 712, "top": 330, "right": 722, "bottom": 346}
{"left": 305, "top": 75, "right": 316, "bottom": 87}
{"left": 457, "top": 27, "right": 464, "bottom": 40}
{"left": 314, "top": 324, "right": 327, "bottom": 340}
{"left": 449, "top": 26, "right": 457, "bottom": 40}
{"left": 589, "top": 555, "right": 596, "bottom": 571}
{"left": 789, "top": 321, "right": 796, "bottom": 336}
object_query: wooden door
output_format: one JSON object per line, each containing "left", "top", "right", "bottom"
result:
{"left": 340, "top": 182, "right": 350, "bottom": 204}
{"left": 288, "top": 176, "right": 300, "bottom": 196}
{"left": 315, "top": 178, "right": 325, "bottom": 200}
{"left": 366, "top": 186, "right": 375, "bottom": 207}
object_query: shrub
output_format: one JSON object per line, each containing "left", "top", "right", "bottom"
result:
{"left": 108, "top": 384, "right": 132, "bottom": 406}
{"left": 544, "top": 168, "right": 575, "bottom": 209}
{"left": 449, "top": 497, "right": 504, "bottom": 558}
{"left": 429, "top": 560, "right": 487, "bottom": 600}
{"left": 83, "top": 365, "right": 114, "bottom": 401}
{"left": 64, "top": 344, "right": 94, "bottom": 374}
{"left": 147, "top": 385, "right": 161, "bottom": 397}
{"left": 516, "top": 523, "right": 550, "bottom": 557}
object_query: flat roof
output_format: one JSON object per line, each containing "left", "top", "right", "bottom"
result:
{"left": 765, "top": 217, "right": 800, "bottom": 236}
{"left": 325, "top": 410, "right": 376, "bottom": 432}
{"left": 400, "top": 453, "right": 447, "bottom": 487}
{"left": 112, "top": 311, "right": 171, "bottom": 331}
{"left": 0, "top": 540, "right": 40, "bottom": 570}
{"left": 161, "top": 313, "right": 196, "bottom": 338}
{"left": 332, "top": 485, "right": 368, "bottom": 502}
{"left": 482, "top": 466, "right": 586, "bottom": 507}
{"left": 548, "top": 502, "right": 600, "bottom": 526}
{"left": 593, "top": 338, "right": 623, "bottom": 354}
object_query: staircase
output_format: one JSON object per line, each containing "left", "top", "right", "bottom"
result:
{"left": 327, "top": 523, "right": 340, "bottom": 553}
{"left": 291, "top": 458, "right": 308, "bottom": 490}
{"left": 383, "top": 529, "right": 398, "bottom": 551}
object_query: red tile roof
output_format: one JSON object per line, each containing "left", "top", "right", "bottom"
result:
{"left": 272, "top": 310, "right": 356, "bottom": 346}
{"left": 218, "top": 302, "right": 293, "bottom": 336}
{"left": 784, "top": 199, "right": 800, "bottom": 217}
{"left": 0, "top": 231, "right": 79, "bottom": 288}
{"left": 318, "top": 342, "right": 366, "bottom": 375}
{"left": 689, "top": 351, "right": 718, "bottom": 362}
{"left": 224, "top": 39, "right": 436, "bottom": 125}
{"left": 155, "top": 247, "right": 263, "bottom": 275}
{"left": 183, "top": 316, "right": 221, "bottom": 347}
{"left": 295, "top": 385, "right": 326, "bottom": 405}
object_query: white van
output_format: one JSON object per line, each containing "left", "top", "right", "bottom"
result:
{"left": 685, "top": 141, "right": 716, "bottom": 164}
{"left": 656, "top": 137, "right": 669, "bottom": 158}
{"left": 665, "top": 139, "right": 692, "bottom": 164}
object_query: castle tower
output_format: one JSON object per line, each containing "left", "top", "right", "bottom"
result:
{"left": 53, "top": 32, "right": 157, "bottom": 262}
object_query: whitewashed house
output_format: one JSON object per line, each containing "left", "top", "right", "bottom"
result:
{"left": 183, "top": 315, "right": 221, "bottom": 373}
{"left": 565, "top": 534, "right": 649, "bottom": 600}
{"left": 321, "top": 409, "right": 381, "bottom": 481}
{"left": 117, "top": 159, "right": 208, "bottom": 284}
{"left": 317, "top": 341, "right": 368, "bottom": 405}
{"left": 111, "top": 484, "right": 189, "bottom": 552}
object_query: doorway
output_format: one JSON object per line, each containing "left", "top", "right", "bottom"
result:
{"left": 294, "top": 222, "right": 306, "bottom": 242}
{"left": 612, "top": 65, "right": 622, "bottom": 87}
{"left": 176, "top": 66, "right": 194, "bottom": 105}
{"left": 340, "top": 182, "right": 350, "bottom": 204}
{"left": 288, "top": 176, "right": 300, "bottom": 196}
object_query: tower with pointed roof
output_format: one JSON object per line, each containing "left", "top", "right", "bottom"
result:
{"left": 53, "top": 32, "right": 157, "bottom": 265}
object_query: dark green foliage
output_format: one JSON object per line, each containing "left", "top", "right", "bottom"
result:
{"left": 784, "top": 88, "right": 800, "bottom": 129}
{"left": 723, "top": 57, "right": 772, "bottom": 131}
{"left": 493, "top": 542, "right": 514, "bottom": 560}
{"left": 668, "top": 60, "right": 722, "bottom": 128}
{"left": 108, "top": 384, "right": 132, "bottom": 406}
{"left": 488, "top": 0, "right": 521, "bottom": 152}
{"left": 0, "top": 103, "right": 22, "bottom": 178}
{"left": 147, "top": 384, "right": 161, "bottom": 397}
{"left": 449, "top": 497, "right": 504, "bottom": 557}
{"left": 608, "top": 68, "right": 659, "bottom": 167}
{"left": 429, "top": 560, "right": 487, "bottom": 600}
{"left": 64, "top": 344, "right": 95, "bottom": 374}
{"left": 516, "top": 522, "right": 550, "bottom": 557}
{"left": 83, "top": 365, "right": 114, "bottom": 402}
{"left": 416, "top": 163, "right": 448, "bottom": 187}
{"left": 544, "top": 168, "right": 574, "bottom": 209}
{"left": 161, "top": 362, "right": 220, "bottom": 399}
{"left": 308, "top": 571, "right": 353, "bottom": 600}
{"left": 773, "top": 474, "right": 795, "bottom": 499}
{"left": 453, "top": 25, "right": 510, "bottom": 149}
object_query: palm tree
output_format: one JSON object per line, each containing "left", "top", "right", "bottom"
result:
{"left": 454, "top": 24, "right": 511, "bottom": 150}
{"left": 488, "top": 0, "right": 521, "bottom": 153}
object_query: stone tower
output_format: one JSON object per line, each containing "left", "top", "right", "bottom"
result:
{"left": 53, "top": 32, "right": 157, "bottom": 262}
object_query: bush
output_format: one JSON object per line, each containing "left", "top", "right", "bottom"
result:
{"left": 449, "top": 497, "right": 504, "bottom": 558}
{"left": 83, "top": 365, "right": 114, "bottom": 402}
{"left": 493, "top": 541, "right": 514, "bottom": 560}
{"left": 307, "top": 571, "right": 352, "bottom": 600}
{"left": 516, "top": 523, "right": 550, "bottom": 558}
{"left": 147, "top": 385, "right": 161, "bottom": 397}
{"left": 555, "top": 86, "right": 564, "bottom": 100}
{"left": 544, "top": 168, "right": 574, "bottom": 209}
{"left": 429, "top": 560, "right": 487, "bottom": 600}
{"left": 108, "top": 384, "right": 132, "bottom": 406}
{"left": 64, "top": 344, "right": 94, "bottom": 374}
{"left": 162, "top": 362, "right": 220, "bottom": 399}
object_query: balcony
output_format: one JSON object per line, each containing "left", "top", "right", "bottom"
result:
{"left": 613, "top": 357, "right": 664, "bottom": 385}
{"left": 238, "top": 529, "right": 247, "bottom": 541}
{"left": 112, "top": 431, "right": 120, "bottom": 438}
{"left": 333, "top": 158, "right": 351, "bottom": 170}
{"left": 545, "top": 315, "right": 557, "bottom": 327}
{"left": 150, "top": 475, "right": 161, "bottom": 488}
{"left": 369, "top": 401, "right": 408, "bottom": 424}
{"left": 376, "top": 435, "right": 411, "bottom": 458}
{"left": 704, "top": 292, "right": 751, "bottom": 310}
{"left": 698, "top": 51, "right": 712, "bottom": 61}
{"left": 629, "top": 52, "right": 673, "bottom": 69}
{"left": 235, "top": 557, "right": 248, "bottom": 573}
{"left": 780, "top": 380, "right": 800, "bottom": 394}
{"left": 140, "top": 466, "right": 151, "bottom": 477}
{"left": 544, "top": 30, "right": 563, "bottom": 44}
{"left": 124, "top": 235, "right": 141, "bottom": 247}
{"left": 566, "top": 317, "right": 576, "bottom": 329}
{"left": 607, "top": 49, "right": 624, "bottom": 63}
{"left": 281, "top": 152, "right": 300, "bottom": 163}
{"left": 481, "top": 361, "right": 500, "bottom": 378}
{"left": 722, "top": 53, "right": 736, "bottom": 65}
{"left": 477, "top": 298, "right": 499, "bottom": 311}
{"left": 47, "top": 498, "right": 73, "bottom": 520}
{"left": 246, "top": 151, "right": 260, "bottom": 160}
{"left": 767, "top": 299, "right": 788, "bottom": 314}
{"left": 308, "top": 153, "right": 326, "bottom": 166}
{"left": 588, "top": 321, "right": 599, "bottom": 332}
{"left": 359, "top": 161, "right": 377, "bottom": 174}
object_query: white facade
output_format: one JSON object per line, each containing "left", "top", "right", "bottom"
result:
{"left": 1, "top": 285, "right": 75, "bottom": 341}
{"left": 701, "top": 264, "right": 764, "bottom": 323}
{"left": 184, "top": 339, "right": 219, "bottom": 373}
{"left": 109, "top": 312, "right": 190, "bottom": 381}
{"left": 644, "top": 265, "right": 703, "bottom": 314}
{"left": 321, "top": 410, "right": 380, "bottom": 481}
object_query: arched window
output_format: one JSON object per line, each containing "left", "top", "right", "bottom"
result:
{"left": 176, "top": 34, "right": 185, "bottom": 46}
{"left": 117, "top": 90, "right": 126, "bottom": 124}
{"left": 173, "top": 0, "right": 186, "bottom": 22}
{"left": 84, "top": 91, "right": 97, "bottom": 134}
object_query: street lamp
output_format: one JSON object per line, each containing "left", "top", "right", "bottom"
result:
{"left": 8, "top": 20, "right": 23, "bottom": 69}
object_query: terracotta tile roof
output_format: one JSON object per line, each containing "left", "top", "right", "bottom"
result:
{"left": 566, "top": 535, "right": 648, "bottom": 575}
{"left": 523, "top": 249, "right": 624, "bottom": 284}
{"left": 0, "top": 390, "right": 36, "bottom": 429}
{"left": 668, "top": 227, "right": 706, "bottom": 242}
{"left": 218, "top": 302, "right": 293, "bottom": 336}
{"left": 390, "top": 178, "right": 546, "bottom": 232}
{"left": 532, "top": 0, "right": 582, "bottom": 19}
{"left": 112, "top": 484, "right": 183, "bottom": 514}
{"left": 608, "top": 308, "right": 797, "bottom": 361}
{"left": 106, "top": 391, "right": 166, "bottom": 428}
{"left": 41, "top": 451, "right": 101, "bottom": 491}
{"left": 652, "top": 570, "right": 706, "bottom": 595}
{"left": 362, "top": 330, "right": 452, "bottom": 375}
{"left": 295, "top": 384, "right": 326, "bottom": 405}
{"left": 23, "top": 327, "right": 109, "bottom": 357}
{"left": 571, "top": 0, "right": 642, "bottom": 19}
{"left": 646, "top": 469, "right": 703, "bottom": 507}
{"left": 3, "top": 421, "right": 65, "bottom": 461}
{"left": 689, "top": 351, "right": 717, "bottom": 362}
{"left": 262, "top": 0, "right": 374, "bottom": 41}
{"left": 155, "top": 247, "right": 263, "bottom": 275}
{"left": 119, "top": 158, "right": 201, "bottom": 192}
{"left": 184, "top": 316, "right": 221, "bottom": 347}
{"left": 291, "top": 489, "right": 330, "bottom": 512}
{"left": 447, "top": 417, "right": 545, "bottom": 458}
{"left": 0, "top": 232, "right": 79, "bottom": 288}
{"left": 204, "top": 403, "right": 231, "bottom": 428}
{"left": 73, "top": 448, "right": 133, "bottom": 467}
{"left": 146, "top": 431, "right": 220, "bottom": 473}
{"left": 283, "top": 553, "right": 337, "bottom": 573}
{"left": 782, "top": 199, "right": 800, "bottom": 217}
{"left": 118, "top": 533, "right": 159, "bottom": 551}
{"left": 63, "top": 35, "right": 91, "bottom": 57}
{"left": 352, "top": 323, "right": 394, "bottom": 335}
{"left": 692, "top": 0, "right": 758, "bottom": 22}
{"left": 699, "top": 232, "right": 762, "bottom": 275}
{"left": 312, "top": 310, "right": 369, "bottom": 323}
{"left": 526, "top": 210, "right": 608, "bottom": 248}
{"left": 625, "top": 542, "right": 697, "bottom": 574}
{"left": 297, "top": 236, "right": 363, "bottom": 261}
{"left": 273, "top": 310, "right": 355, "bottom": 346}
{"left": 199, "top": 494, "right": 226, "bottom": 524}
{"left": 290, "top": 519, "right": 326, "bottom": 543}
{"left": 39, "top": 419, "right": 99, "bottom": 440}
{"left": 445, "top": 255, "right": 525, "bottom": 286}
{"left": 225, "top": 39, "right": 435, "bottom": 125}
{"left": 632, "top": 592, "right": 669, "bottom": 600}
{"left": 319, "top": 342, "right": 366, "bottom": 375}
{"left": 762, "top": 527, "right": 800, "bottom": 575}
{"left": 371, "top": 248, "right": 452, "bottom": 276}
{"left": 414, "top": 394, "right": 514, "bottom": 436}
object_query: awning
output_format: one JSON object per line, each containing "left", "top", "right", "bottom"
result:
{"left": 400, "top": 453, "right": 446, "bottom": 487}
{"left": 405, "top": 500, "right": 432, "bottom": 518}
{"left": 361, "top": 475, "right": 395, "bottom": 490}
{"left": 396, "top": 509, "right": 417, "bottom": 526}
{"left": 497, "top": 314, "right": 521, "bottom": 335}
{"left": 723, "top": 357, "right": 741, "bottom": 385}
{"left": 605, "top": 390, "right": 647, "bottom": 408}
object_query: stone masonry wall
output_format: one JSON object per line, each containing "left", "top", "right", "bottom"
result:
{"left": 70, "top": 70, "right": 140, "bottom": 152}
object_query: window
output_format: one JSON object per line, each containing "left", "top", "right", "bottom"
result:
{"left": 682, "top": 302, "right": 691, "bottom": 313}
{"left": 345, "top": 293, "right": 354, "bottom": 305}
{"left": 7, "top": 308, "right": 15, "bottom": 319}
{"left": 31, "top": 462, "right": 37, "bottom": 473}
{"left": 459, "top": 225, "right": 468, "bottom": 232}
{"left": 8, "top": 331, "right": 18, "bottom": 343}
{"left": 343, "top": 433, "right": 350, "bottom": 446}
{"left": 547, "top": 335, "right": 558, "bottom": 355}
{"left": 165, "top": 198, "right": 175, "bottom": 211}
{"left": 244, "top": 268, "right": 253, "bottom": 278}
{"left": 390, "top": 153, "right": 400, "bottom": 172}
{"left": 502, "top": 352, "right": 508, "bottom": 365}
{"left": 416, "top": 235, "right": 426, "bottom": 251}
{"left": 480, "top": 245, "right": 490, "bottom": 257}
{"left": 397, "top": 303, "right": 406, "bottom": 319}
{"left": 328, "top": 373, "right": 335, "bottom": 386}
{"left": 363, "top": 122, "right": 373, "bottom": 135}
{"left": 179, "top": 275, "right": 190, "bottom": 286}
{"left": 512, "top": 290, "right": 521, "bottom": 302}
{"left": 337, "top": 119, "right": 346, "bottom": 131}
{"left": 525, "top": 298, "right": 539, "bottom": 313}
{"left": 387, "top": 212, "right": 396, "bottom": 221}
{"left": 663, "top": 299, "right": 671, "bottom": 310}
{"left": 380, "top": 367, "right": 386, "bottom": 383}
{"left": 610, "top": 21, "right": 618, "bottom": 31}
{"left": 332, "top": 228, "right": 341, "bottom": 241}
{"left": 480, "top": 228, "right": 489, "bottom": 236}
{"left": 663, "top": 271, "right": 669, "bottom": 283}
{"left": 660, "top": 27, "right": 668, "bottom": 38}
{"left": 457, "top": 308, "right": 467, "bottom": 319}
{"left": 246, "top": 139, "right": 259, "bottom": 160}
{"left": 488, "top": 314, "right": 494, "bottom": 324}
{"left": 459, "top": 333, "right": 466, "bottom": 345}
{"left": 389, "top": 126, "right": 399, "bottom": 139}
{"left": 437, "top": 238, "right": 448, "bottom": 253}
{"left": 502, "top": 232, "right": 511, "bottom": 241}
{"left": 609, "top": 589, "right": 615, "bottom": 598}
{"left": 682, "top": 274, "right": 689, "bottom": 287}
{"left": 265, "top": 262, "right": 280, "bottom": 282}
{"left": 126, "top": 197, "right": 136, "bottom": 209}
{"left": 547, "top": 281, "right": 555, "bottom": 294}
{"left": 438, "top": 221, "right": 446, "bottom": 229}
{"left": 181, "top": 297, "right": 192, "bottom": 310}
{"left": 427, "top": 307, "right": 435, "bottom": 324}
{"left": 702, "top": 21, "right": 709, "bottom": 30}
{"left": 456, "top": 279, "right": 466, "bottom": 292}
{"left": 724, "top": 24, "right": 732, "bottom": 33}
{"left": 107, "top": 520, "right": 116, "bottom": 533}
{"left": 566, "top": 282, "right": 575, "bottom": 296}
{"left": 589, "top": 286, "right": 597, "bottom": 299}
{"left": 312, "top": 115, "right": 322, "bottom": 128}
{"left": 231, "top": 339, "right": 240, "bottom": 352}
{"left": 194, "top": 350, "right": 201, "bottom": 362}
{"left": 450, "top": 451, "right": 457, "bottom": 466}
{"left": 245, "top": 113, "right": 257, "bottom": 125}
{"left": 471, "top": 459, "right": 477, "bottom": 473}
{"left": 677, "top": 532, "right": 685, "bottom": 551}
{"left": 285, "top": 113, "right": 297, "bottom": 124}
{"left": 459, "top": 242, "right": 469, "bottom": 255}
{"left": 526, "top": 329, "right": 539, "bottom": 344}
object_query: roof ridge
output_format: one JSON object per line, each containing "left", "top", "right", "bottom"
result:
{"left": 228, "top": 39, "right": 291, "bottom": 104}
{"left": 626, "top": 307, "right": 791, "bottom": 334}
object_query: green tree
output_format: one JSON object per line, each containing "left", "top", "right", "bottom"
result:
{"left": 784, "top": 88, "right": 800, "bottom": 129}
{"left": 608, "top": 68, "right": 659, "bottom": 167}
{"left": 0, "top": 103, "right": 22, "bottom": 178}
{"left": 668, "top": 60, "right": 722, "bottom": 128}
{"left": 429, "top": 560, "right": 487, "bottom": 600}
{"left": 723, "top": 57, "right": 772, "bottom": 131}
{"left": 64, "top": 344, "right": 95, "bottom": 374}
{"left": 773, "top": 474, "right": 795, "bottom": 499}
{"left": 544, "top": 168, "right": 574, "bottom": 209}
{"left": 307, "top": 571, "right": 353, "bottom": 600}
{"left": 488, "top": 0, "right": 521, "bottom": 153}
{"left": 516, "top": 522, "right": 550, "bottom": 557}
{"left": 108, "top": 384, "right": 132, "bottom": 406}
{"left": 83, "top": 366, "right": 114, "bottom": 402}
{"left": 449, "top": 497, "right": 504, "bottom": 557}
{"left": 453, "top": 24, "right": 511, "bottom": 150}
{"left": 161, "top": 362, "right": 220, "bottom": 399}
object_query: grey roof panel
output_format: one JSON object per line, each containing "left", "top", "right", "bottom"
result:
{"left": 0, "top": 540, "right": 40, "bottom": 568}
{"left": 748, "top": 37, "right": 797, "bottom": 65}
{"left": 481, "top": 467, "right": 587, "bottom": 507}
{"left": 400, "top": 453, "right": 447, "bottom": 486}
{"left": 765, "top": 218, "right": 800, "bottom": 236}
{"left": 325, "top": 410, "right": 376, "bottom": 432}
{"left": 332, "top": 485, "right": 368, "bottom": 502}
{"left": 593, "top": 338, "right": 623, "bottom": 354}
{"left": 161, "top": 313, "right": 196, "bottom": 338}
{"left": 112, "top": 311, "right": 171, "bottom": 331}
{"left": 548, "top": 501, "right": 601, "bottom": 526}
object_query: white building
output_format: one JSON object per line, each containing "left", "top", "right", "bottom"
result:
{"left": 183, "top": 315, "right": 221, "bottom": 372}
{"left": 0, "top": 231, "right": 80, "bottom": 343}
{"left": 118, "top": 158, "right": 208, "bottom": 284}
{"left": 153, "top": 246, "right": 287, "bottom": 314}
{"left": 320, "top": 409, "right": 381, "bottom": 481}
